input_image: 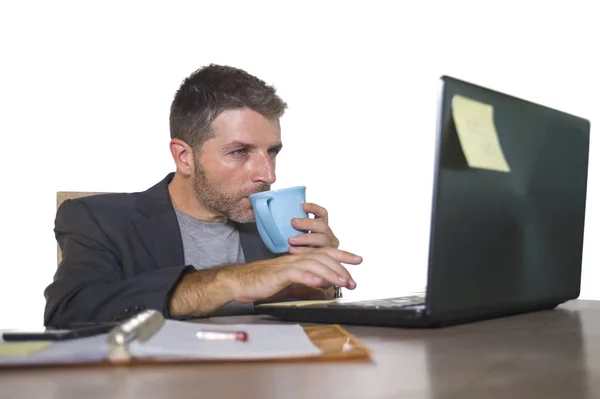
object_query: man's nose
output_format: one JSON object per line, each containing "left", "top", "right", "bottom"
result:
{"left": 251, "top": 155, "right": 276, "bottom": 184}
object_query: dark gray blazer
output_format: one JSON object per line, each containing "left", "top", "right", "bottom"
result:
{"left": 44, "top": 173, "right": 277, "bottom": 328}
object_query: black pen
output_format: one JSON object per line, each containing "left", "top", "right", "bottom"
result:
{"left": 2, "top": 323, "right": 117, "bottom": 342}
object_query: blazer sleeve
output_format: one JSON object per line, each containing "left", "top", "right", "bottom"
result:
{"left": 43, "top": 199, "right": 195, "bottom": 328}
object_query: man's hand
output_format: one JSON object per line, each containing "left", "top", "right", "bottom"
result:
{"left": 168, "top": 247, "right": 360, "bottom": 317}
{"left": 263, "top": 282, "right": 334, "bottom": 302}
{"left": 288, "top": 203, "right": 339, "bottom": 254}
{"left": 225, "top": 247, "right": 362, "bottom": 304}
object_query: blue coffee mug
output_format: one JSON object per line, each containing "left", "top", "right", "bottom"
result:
{"left": 249, "top": 186, "right": 308, "bottom": 253}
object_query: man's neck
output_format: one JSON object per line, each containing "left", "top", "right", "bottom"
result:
{"left": 168, "top": 172, "right": 226, "bottom": 223}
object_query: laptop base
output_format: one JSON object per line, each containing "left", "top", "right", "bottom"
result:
{"left": 256, "top": 300, "right": 564, "bottom": 329}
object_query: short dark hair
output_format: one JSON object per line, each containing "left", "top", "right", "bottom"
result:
{"left": 169, "top": 64, "right": 288, "bottom": 150}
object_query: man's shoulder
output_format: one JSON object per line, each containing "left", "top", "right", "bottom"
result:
{"left": 56, "top": 192, "right": 141, "bottom": 223}
{"left": 66, "top": 192, "right": 139, "bottom": 209}
{"left": 56, "top": 173, "right": 175, "bottom": 221}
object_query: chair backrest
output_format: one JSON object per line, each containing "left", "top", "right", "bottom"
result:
{"left": 56, "top": 191, "right": 110, "bottom": 266}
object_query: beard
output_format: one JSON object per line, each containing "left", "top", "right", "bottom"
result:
{"left": 192, "top": 156, "right": 270, "bottom": 223}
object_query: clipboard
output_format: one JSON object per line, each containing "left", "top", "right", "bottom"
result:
{"left": 110, "top": 323, "right": 372, "bottom": 367}
{"left": 0, "top": 310, "right": 371, "bottom": 368}
{"left": 301, "top": 324, "right": 371, "bottom": 361}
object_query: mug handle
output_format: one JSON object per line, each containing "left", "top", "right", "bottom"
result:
{"left": 254, "top": 197, "right": 287, "bottom": 248}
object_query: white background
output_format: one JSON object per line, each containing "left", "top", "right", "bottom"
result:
{"left": 0, "top": 1, "right": 597, "bottom": 329}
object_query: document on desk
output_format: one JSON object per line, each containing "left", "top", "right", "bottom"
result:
{"left": 0, "top": 320, "right": 322, "bottom": 366}
{"left": 0, "top": 334, "right": 112, "bottom": 366}
{"left": 130, "top": 321, "right": 321, "bottom": 360}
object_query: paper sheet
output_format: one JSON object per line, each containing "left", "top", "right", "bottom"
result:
{"left": 258, "top": 299, "right": 338, "bottom": 307}
{"left": 0, "top": 341, "right": 52, "bottom": 357}
{"left": 129, "top": 321, "right": 322, "bottom": 360}
{"left": 451, "top": 94, "right": 511, "bottom": 172}
{"left": 0, "top": 334, "right": 110, "bottom": 366}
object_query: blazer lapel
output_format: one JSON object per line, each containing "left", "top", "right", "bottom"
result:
{"left": 132, "top": 173, "right": 185, "bottom": 268}
{"left": 237, "top": 222, "right": 279, "bottom": 263}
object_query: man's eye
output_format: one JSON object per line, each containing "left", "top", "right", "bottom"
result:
{"left": 231, "top": 149, "right": 247, "bottom": 156}
{"left": 268, "top": 149, "right": 280, "bottom": 157}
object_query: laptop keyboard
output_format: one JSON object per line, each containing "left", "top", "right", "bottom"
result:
{"left": 326, "top": 294, "right": 426, "bottom": 309}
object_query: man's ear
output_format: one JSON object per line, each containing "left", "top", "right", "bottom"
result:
{"left": 169, "top": 139, "right": 195, "bottom": 177}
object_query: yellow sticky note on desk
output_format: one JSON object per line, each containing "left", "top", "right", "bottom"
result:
{"left": 451, "top": 94, "right": 511, "bottom": 172}
{"left": 0, "top": 341, "right": 52, "bottom": 357}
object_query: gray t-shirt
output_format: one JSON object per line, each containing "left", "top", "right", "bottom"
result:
{"left": 175, "top": 208, "right": 245, "bottom": 269}
{"left": 175, "top": 208, "right": 253, "bottom": 316}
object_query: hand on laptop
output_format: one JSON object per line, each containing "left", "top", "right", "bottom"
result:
{"left": 262, "top": 282, "right": 335, "bottom": 302}
{"left": 287, "top": 203, "right": 340, "bottom": 253}
{"left": 228, "top": 247, "right": 361, "bottom": 304}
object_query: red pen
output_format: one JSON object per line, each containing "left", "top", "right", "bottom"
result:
{"left": 196, "top": 330, "right": 248, "bottom": 342}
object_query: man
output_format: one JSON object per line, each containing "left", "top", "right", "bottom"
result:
{"left": 44, "top": 64, "right": 362, "bottom": 328}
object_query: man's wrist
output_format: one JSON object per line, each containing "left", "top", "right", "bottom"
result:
{"left": 214, "top": 265, "right": 237, "bottom": 301}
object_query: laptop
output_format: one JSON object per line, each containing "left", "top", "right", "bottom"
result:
{"left": 256, "top": 75, "right": 591, "bottom": 328}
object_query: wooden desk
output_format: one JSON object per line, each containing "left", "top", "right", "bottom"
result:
{"left": 1, "top": 300, "right": 599, "bottom": 399}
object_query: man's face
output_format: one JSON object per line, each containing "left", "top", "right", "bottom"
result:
{"left": 192, "top": 108, "right": 282, "bottom": 223}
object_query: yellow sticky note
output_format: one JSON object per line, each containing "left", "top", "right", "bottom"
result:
{"left": 258, "top": 300, "right": 337, "bottom": 307}
{"left": 451, "top": 94, "right": 511, "bottom": 172}
{"left": 0, "top": 341, "right": 52, "bottom": 357}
